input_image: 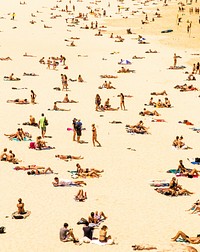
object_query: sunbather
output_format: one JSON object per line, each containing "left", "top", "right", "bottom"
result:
{"left": 52, "top": 177, "right": 86, "bottom": 186}
{"left": 27, "top": 167, "right": 53, "bottom": 175}
{"left": 51, "top": 102, "right": 71, "bottom": 111}
{"left": 150, "top": 90, "right": 167, "bottom": 96}
{"left": 55, "top": 154, "right": 84, "bottom": 160}
{"left": 7, "top": 99, "right": 29, "bottom": 104}
{"left": 139, "top": 108, "right": 160, "bottom": 116}
{"left": 75, "top": 189, "right": 87, "bottom": 201}
{"left": 171, "top": 231, "right": 200, "bottom": 244}
{"left": 177, "top": 160, "right": 199, "bottom": 177}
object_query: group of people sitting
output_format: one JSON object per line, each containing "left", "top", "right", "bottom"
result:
{"left": 146, "top": 97, "right": 171, "bottom": 108}
{"left": 155, "top": 177, "right": 193, "bottom": 196}
{"left": 172, "top": 136, "right": 192, "bottom": 150}
{"left": 4, "top": 128, "right": 31, "bottom": 141}
{"left": 98, "top": 80, "right": 116, "bottom": 89}
{"left": 117, "top": 67, "right": 135, "bottom": 73}
{"left": 126, "top": 121, "right": 149, "bottom": 134}
{"left": 0, "top": 148, "right": 21, "bottom": 164}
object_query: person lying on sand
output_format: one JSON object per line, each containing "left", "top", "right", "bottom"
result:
{"left": 155, "top": 177, "right": 193, "bottom": 196}
{"left": 115, "top": 36, "right": 124, "bottom": 42}
{"left": 52, "top": 177, "right": 86, "bottom": 186}
{"left": 27, "top": 167, "right": 53, "bottom": 175}
{"left": 180, "top": 85, "right": 198, "bottom": 92}
{"left": 23, "top": 72, "right": 38, "bottom": 76}
{"left": 139, "top": 108, "right": 160, "bottom": 116}
{"left": 5, "top": 150, "right": 21, "bottom": 164}
{"left": 23, "top": 52, "right": 36, "bottom": 57}
{"left": 132, "top": 244, "right": 157, "bottom": 250}
{"left": 186, "top": 200, "right": 200, "bottom": 214}
{"left": 127, "top": 120, "right": 149, "bottom": 134}
{"left": 176, "top": 160, "right": 199, "bottom": 177}
{"left": 0, "top": 57, "right": 12, "bottom": 60}
{"left": 75, "top": 189, "right": 87, "bottom": 201}
{"left": 151, "top": 90, "right": 167, "bottom": 96}
{"left": 100, "top": 74, "right": 118, "bottom": 78}
{"left": 44, "top": 24, "right": 52, "bottom": 28}
{"left": 132, "top": 55, "right": 145, "bottom": 59}
{"left": 35, "top": 136, "right": 48, "bottom": 149}
{"left": 171, "top": 231, "right": 200, "bottom": 244}
{"left": 55, "top": 154, "right": 84, "bottom": 161}
{"left": 145, "top": 49, "right": 158, "bottom": 53}
{"left": 14, "top": 165, "right": 46, "bottom": 171}
{"left": 7, "top": 99, "right": 29, "bottom": 104}
{"left": 117, "top": 67, "right": 135, "bottom": 73}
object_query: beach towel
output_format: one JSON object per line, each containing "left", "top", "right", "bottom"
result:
{"left": 149, "top": 180, "right": 169, "bottom": 187}
{"left": 12, "top": 211, "right": 31, "bottom": 219}
{"left": 161, "top": 29, "right": 173, "bottom": 33}
{"left": 36, "top": 146, "right": 55, "bottom": 151}
{"left": 12, "top": 137, "right": 32, "bottom": 142}
{"left": 29, "top": 142, "right": 36, "bottom": 149}
{"left": 91, "top": 239, "right": 114, "bottom": 246}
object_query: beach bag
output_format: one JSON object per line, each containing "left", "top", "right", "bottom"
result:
{"left": 195, "top": 157, "right": 200, "bottom": 162}
{"left": 29, "top": 142, "right": 36, "bottom": 149}
{"left": 44, "top": 117, "right": 48, "bottom": 126}
{"left": 77, "top": 217, "right": 88, "bottom": 225}
{"left": 0, "top": 226, "right": 5, "bottom": 233}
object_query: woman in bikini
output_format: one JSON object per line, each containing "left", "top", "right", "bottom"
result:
{"left": 30, "top": 90, "right": 37, "bottom": 104}
{"left": 92, "top": 124, "right": 101, "bottom": 147}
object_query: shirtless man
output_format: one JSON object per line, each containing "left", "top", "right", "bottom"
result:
{"left": 62, "top": 94, "right": 78, "bottom": 103}
{"left": 139, "top": 108, "right": 160, "bottom": 116}
{"left": 27, "top": 167, "right": 53, "bottom": 175}
{"left": 151, "top": 90, "right": 167, "bottom": 96}
{"left": 0, "top": 148, "right": 8, "bottom": 161}
{"left": 52, "top": 102, "right": 71, "bottom": 111}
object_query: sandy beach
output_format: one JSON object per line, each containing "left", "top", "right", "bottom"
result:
{"left": 0, "top": 0, "right": 200, "bottom": 251}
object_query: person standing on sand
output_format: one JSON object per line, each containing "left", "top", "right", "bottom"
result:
{"left": 38, "top": 113, "right": 47, "bottom": 138}
{"left": 76, "top": 119, "right": 82, "bottom": 143}
{"left": 120, "top": 93, "right": 125, "bottom": 110}
{"left": 173, "top": 53, "right": 178, "bottom": 68}
{"left": 92, "top": 124, "right": 101, "bottom": 147}
{"left": 30, "top": 90, "right": 36, "bottom": 104}
{"left": 72, "top": 118, "right": 77, "bottom": 141}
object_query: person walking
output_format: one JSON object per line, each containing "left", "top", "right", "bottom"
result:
{"left": 38, "top": 113, "right": 48, "bottom": 138}
{"left": 92, "top": 124, "right": 101, "bottom": 147}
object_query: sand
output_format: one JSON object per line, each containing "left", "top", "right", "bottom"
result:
{"left": 0, "top": 0, "right": 200, "bottom": 251}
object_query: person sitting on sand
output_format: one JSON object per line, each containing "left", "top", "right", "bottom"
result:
{"left": 99, "top": 225, "right": 114, "bottom": 244}
{"left": 146, "top": 97, "right": 156, "bottom": 106}
{"left": 8, "top": 73, "right": 17, "bottom": 80}
{"left": 156, "top": 99, "right": 164, "bottom": 108}
{"left": 187, "top": 73, "right": 196, "bottom": 81}
{"left": 171, "top": 231, "right": 200, "bottom": 244}
{"left": 0, "top": 148, "right": 8, "bottom": 161}
{"left": 52, "top": 177, "right": 86, "bottom": 187}
{"left": 151, "top": 90, "right": 167, "bottom": 96}
{"left": 95, "top": 30, "right": 102, "bottom": 36}
{"left": 17, "top": 198, "right": 26, "bottom": 214}
{"left": 60, "top": 223, "right": 79, "bottom": 243}
{"left": 39, "top": 57, "right": 45, "bottom": 64}
{"left": 27, "top": 167, "right": 53, "bottom": 175}
{"left": 55, "top": 154, "right": 84, "bottom": 161}
{"left": 177, "top": 160, "right": 199, "bottom": 177}
{"left": 88, "top": 211, "right": 107, "bottom": 225}
{"left": 6, "top": 150, "right": 21, "bottom": 164}
{"left": 60, "top": 94, "right": 78, "bottom": 103}
{"left": 78, "top": 74, "right": 84, "bottom": 82}
{"left": 139, "top": 108, "right": 160, "bottom": 116}
{"left": 36, "top": 136, "right": 47, "bottom": 149}
{"left": 169, "top": 177, "right": 193, "bottom": 196}
{"left": 75, "top": 189, "right": 87, "bottom": 201}
{"left": 163, "top": 97, "right": 171, "bottom": 108}
{"left": 177, "top": 136, "right": 192, "bottom": 149}
{"left": 127, "top": 121, "right": 149, "bottom": 134}
{"left": 4, "top": 128, "right": 25, "bottom": 141}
